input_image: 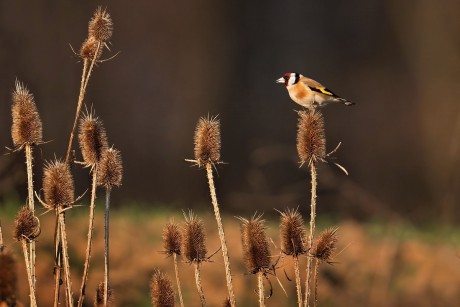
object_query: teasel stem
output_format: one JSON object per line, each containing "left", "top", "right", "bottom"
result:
{"left": 205, "top": 163, "right": 236, "bottom": 307}
{"left": 53, "top": 217, "right": 62, "bottom": 307}
{"left": 257, "top": 271, "right": 265, "bottom": 307}
{"left": 313, "top": 259, "right": 319, "bottom": 307}
{"left": 58, "top": 211, "right": 74, "bottom": 307}
{"left": 77, "top": 165, "right": 98, "bottom": 307}
{"left": 25, "top": 144, "right": 36, "bottom": 293}
{"left": 293, "top": 256, "right": 302, "bottom": 307}
{"left": 304, "top": 163, "right": 317, "bottom": 307}
{"left": 173, "top": 253, "right": 184, "bottom": 307}
{"left": 104, "top": 187, "right": 111, "bottom": 307}
{"left": 194, "top": 262, "right": 206, "bottom": 307}
{"left": 21, "top": 240, "right": 37, "bottom": 307}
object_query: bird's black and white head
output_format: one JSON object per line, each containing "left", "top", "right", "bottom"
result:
{"left": 276, "top": 72, "right": 300, "bottom": 87}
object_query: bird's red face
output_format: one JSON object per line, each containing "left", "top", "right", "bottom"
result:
{"left": 276, "top": 73, "right": 300, "bottom": 87}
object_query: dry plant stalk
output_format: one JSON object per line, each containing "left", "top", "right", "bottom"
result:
{"left": 43, "top": 160, "right": 75, "bottom": 307}
{"left": 97, "top": 147, "right": 122, "bottom": 306}
{"left": 162, "top": 221, "right": 184, "bottom": 307}
{"left": 77, "top": 112, "right": 109, "bottom": 307}
{"left": 296, "top": 110, "right": 326, "bottom": 307}
{"left": 11, "top": 80, "right": 43, "bottom": 295}
{"left": 94, "top": 281, "right": 113, "bottom": 307}
{"left": 279, "top": 208, "right": 307, "bottom": 307}
{"left": 182, "top": 212, "right": 207, "bottom": 306}
{"left": 189, "top": 116, "right": 236, "bottom": 307}
{"left": 311, "top": 227, "right": 338, "bottom": 307}
{"left": 239, "top": 215, "right": 271, "bottom": 307}
{"left": 150, "top": 269, "right": 175, "bottom": 307}
{"left": 13, "top": 207, "right": 40, "bottom": 307}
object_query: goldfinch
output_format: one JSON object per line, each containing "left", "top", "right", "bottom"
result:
{"left": 276, "top": 72, "right": 355, "bottom": 109}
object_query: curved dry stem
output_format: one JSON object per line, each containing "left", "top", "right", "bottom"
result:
{"left": 21, "top": 240, "right": 37, "bottom": 307}
{"left": 304, "top": 162, "right": 317, "bottom": 307}
{"left": 77, "top": 165, "right": 98, "bottom": 307}
{"left": 313, "top": 259, "right": 320, "bottom": 307}
{"left": 173, "top": 253, "right": 185, "bottom": 307}
{"left": 194, "top": 262, "right": 206, "bottom": 307}
{"left": 293, "top": 256, "right": 302, "bottom": 307}
{"left": 25, "top": 144, "right": 36, "bottom": 293}
{"left": 205, "top": 163, "right": 236, "bottom": 307}
{"left": 53, "top": 214, "right": 62, "bottom": 307}
{"left": 258, "top": 271, "right": 265, "bottom": 307}
{"left": 104, "top": 187, "right": 111, "bottom": 307}
{"left": 58, "top": 212, "right": 74, "bottom": 307}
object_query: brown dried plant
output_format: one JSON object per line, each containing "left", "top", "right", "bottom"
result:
{"left": 94, "top": 281, "right": 113, "bottom": 307}
{"left": 150, "top": 269, "right": 175, "bottom": 307}
{"left": 162, "top": 221, "right": 184, "bottom": 307}
{"left": 187, "top": 116, "right": 236, "bottom": 306}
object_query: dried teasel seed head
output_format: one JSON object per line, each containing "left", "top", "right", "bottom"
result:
{"left": 162, "top": 221, "right": 182, "bottom": 256}
{"left": 150, "top": 269, "right": 175, "bottom": 307}
{"left": 43, "top": 160, "right": 75, "bottom": 209}
{"left": 97, "top": 148, "right": 123, "bottom": 188}
{"left": 312, "top": 227, "right": 338, "bottom": 264}
{"left": 182, "top": 212, "right": 207, "bottom": 263}
{"left": 78, "top": 112, "right": 109, "bottom": 166}
{"left": 297, "top": 110, "right": 326, "bottom": 165}
{"left": 13, "top": 207, "right": 40, "bottom": 242}
{"left": 193, "top": 116, "right": 221, "bottom": 167}
{"left": 279, "top": 208, "right": 307, "bottom": 257}
{"left": 0, "top": 249, "right": 18, "bottom": 304}
{"left": 88, "top": 7, "right": 113, "bottom": 42}
{"left": 80, "top": 36, "right": 103, "bottom": 61}
{"left": 239, "top": 214, "right": 271, "bottom": 273}
{"left": 11, "top": 81, "right": 43, "bottom": 147}
{"left": 94, "top": 281, "right": 113, "bottom": 306}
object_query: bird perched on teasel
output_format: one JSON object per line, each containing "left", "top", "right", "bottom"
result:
{"left": 276, "top": 72, "right": 355, "bottom": 110}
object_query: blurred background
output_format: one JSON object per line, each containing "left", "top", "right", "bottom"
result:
{"left": 1, "top": 0, "right": 460, "bottom": 306}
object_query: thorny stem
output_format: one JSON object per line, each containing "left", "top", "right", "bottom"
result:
{"left": 313, "top": 259, "right": 320, "bottom": 307}
{"left": 194, "top": 262, "right": 206, "bottom": 307}
{"left": 21, "top": 240, "right": 37, "bottom": 307}
{"left": 304, "top": 163, "right": 317, "bottom": 307}
{"left": 25, "top": 144, "right": 36, "bottom": 294}
{"left": 205, "top": 163, "right": 236, "bottom": 307}
{"left": 258, "top": 271, "right": 265, "bottom": 307}
{"left": 65, "top": 59, "right": 88, "bottom": 163}
{"left": 82, "top": 41, "right": 101, "bottom": 94}
{"left": 59, "top": 212, "right": 74, "bottom": 307}
{"left": 78, "top": 166, "right": 98, "bottom": 307}
{"left": 293, "top": 256, "right": 303, "bottom": 307}
{"left": 53, "top": 214, "right": 62, "bottom": 307}
{"left": 173, "top": 253, "right": 185, "bottom": 307}
{"left": 104, "top": 187, "right": 111, "bottom": 307}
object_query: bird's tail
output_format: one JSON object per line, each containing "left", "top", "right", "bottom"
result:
{"left": 337, "top": 97, "right": 355, "bottom": 106}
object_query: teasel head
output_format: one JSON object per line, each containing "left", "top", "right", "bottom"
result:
{"left": 78, "top": 111, "right": 109, "bottom": 166}
{"left": 80, "top": 36, "right": 103, "bottom": 61}
{"left": 279, "top": 208, "right": 307, "bottom": 257}
{"left": 162, "top": 221, "right": 182, "bottom": 257}
{"left": 97, "top": 147, "right": 123, "bottom": 189}
{"left": 13, "top": 207, "right": 40, "bottom": 243}
{"left": 43, "top": 160, "right": 75, "bottom": 210}
{"left": 11, "top": 80, "right": 43, "bottom": 148}
{"left": 238, "top": 214, "right": 271, "bottom": 274}
{"left": 88, "top": 7, "right": 113, "bottom": 43}
{"left": 94, "top": 281, "right": 113, "bottom": 306}
{"left": 193, "top": 116, "right": 221, "bottom": 168}
{"left": 312, "top": 227, "right": 338, "bottom": 264}
{"left": 182, "top": 211, "right": 207, "bottom": 263}
{"left": 0, "top": 247, "right": 17, "bottom": 305}
{"left": 296, "top": 110, "right": 326, "bottom": 166}
{"left": 150, "top": 269, "right": 175, "bottom": 307}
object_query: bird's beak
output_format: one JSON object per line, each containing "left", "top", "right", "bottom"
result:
{"left": 276, "top": 77, "right": 284, "bottom": 84}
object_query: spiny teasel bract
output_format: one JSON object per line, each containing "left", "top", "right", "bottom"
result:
{"left": 279, "top": 208, "right": 307, "bottom": 257}
{"left": 182, "top": 212, "right": 207, "bottom": 263}
{"left": 0, "top": 249, "right": 18, "bottom": 304}
{"left": 94, "top": 281, "right": 113, "bottom": 306}
{"left": 88, "top": 7, "right": 113, "bottom": 43}
{"left": 97, "top": 148, "right": 123, "bottom": 188}
{"left": 150, "top": 269, "right": 175, "bottom": 307}
{"left": 11, "top": 80, "right": 43, "bottom": 148}
{"left": 312, "top": 227, "right": 338, "bottom": 264}
{"left": 193, "top": 116, "right": 221, "bottom": 168}
{"left": 43, "top": 160, "right": 75, "bottom": 210}
{"left": 13, "top": 207, "right": 40, "bottom": 243}
{"left": 80, "top": 36, "right": 103, "bottom": 61}
{"left": 296, "top": 110, "right": 326, "bottom": 166}
{"left": 162, "top": 221, "right": 182, "bottom": 257}
{"left": 78, "top": 112, "right": 109, "bottom": 166}
{"left": 239, "top": 214, "right": 271, "bottom": 274}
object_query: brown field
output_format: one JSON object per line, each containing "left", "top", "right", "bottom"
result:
{"left": 1, "top": 206, "right": 460, "bottom": 306}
